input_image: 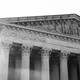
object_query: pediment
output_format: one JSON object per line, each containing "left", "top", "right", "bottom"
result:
{"left": 0, "top": 14, "right": 80, "bottom": 44}
{"left": 0, "top": 14, "right": 80, "bottom": 38}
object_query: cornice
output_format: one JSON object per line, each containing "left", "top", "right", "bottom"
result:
{"left": 0, "top": 14, "right": 80, "bottom": 22}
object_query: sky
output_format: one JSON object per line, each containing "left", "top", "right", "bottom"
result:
{"left": 0, "top": 0, "right": 80, "bottom": 18}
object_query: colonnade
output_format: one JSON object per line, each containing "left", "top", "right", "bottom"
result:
{"left": 0, "top": 41, "right": 80, "bottom": 80}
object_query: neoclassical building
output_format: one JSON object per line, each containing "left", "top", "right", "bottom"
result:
{"left": 0, "top": 14, "right": 80, "bottom": 80}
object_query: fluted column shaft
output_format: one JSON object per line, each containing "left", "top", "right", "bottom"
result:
{"left": 41, "top": 48, "right": 51, "bottom": 80}
{"left": 21, "top": 45, "right": 32, "bottom": 80}
{"left": 0, "top": 41, "right": 12, "bottom": 80}
{"left": 60, "top": 51, "right": 69, "bottom": 80}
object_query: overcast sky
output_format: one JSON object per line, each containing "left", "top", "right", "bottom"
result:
{"left": 0, "top": 0, "right": 80, "bottom": 18}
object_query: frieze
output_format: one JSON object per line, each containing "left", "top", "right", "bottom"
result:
{"left": 11, "top": 19, "right": 80, "bottom": 37}
{"left": 1, "top": 23, "right": 80, "bottom": 44}
{"left": 2, "top": 25, "right": 47, "bottom": 43}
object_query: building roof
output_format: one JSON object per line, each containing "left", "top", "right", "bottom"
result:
{"left": 0, "top": 14, "right": 80, "bottom": 23}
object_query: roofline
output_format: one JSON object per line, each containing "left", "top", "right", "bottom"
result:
{"left": 0, "top": 14, "right": 80, "bottom": 23}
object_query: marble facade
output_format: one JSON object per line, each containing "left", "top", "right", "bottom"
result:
{"left": 0, "top": 14, "right": 80, "bottom": 80}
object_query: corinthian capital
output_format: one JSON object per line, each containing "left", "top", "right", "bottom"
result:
{"left": 0, "top": 41, "right": 12, "bottom": 51}
{"left": 41, "top": 47, "right": 52, "bottom": 56}
{"left": 60, "top": 50, "right": 70, "bottom": 60}
{"left": 22, "top": 44, "right": 33, "bottom": 55}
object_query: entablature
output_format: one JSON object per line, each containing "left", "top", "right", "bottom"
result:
{"left": 0, "top": 22, "right": 80, "bottom": 45}
{"left": 1, "top": 14, "right": 80, "bottom": 39}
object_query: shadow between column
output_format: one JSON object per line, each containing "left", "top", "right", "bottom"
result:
{"left": 49, "top": 50, "right": 60, "bottom": 80}
{"left": 68, "top": 53, "right": 79, "bottom": 80}
{"left": 30, "top": 46, "right": 42, "bottom": 80}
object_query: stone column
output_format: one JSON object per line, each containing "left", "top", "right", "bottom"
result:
{"left": 60, "top": 50, "right": 69, "bottom": 80}
{"left": 21, "top": 44, "right": 32, "bottom": 80}
{"left": 0, "top": 41, "right": 12, "bottom": 80}
{"left": 41, "top": 48, "right": 51, "bottom": 80}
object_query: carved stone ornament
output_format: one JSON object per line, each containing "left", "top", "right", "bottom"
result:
{"left": 2, "top": 23, "right": 80, "bottom": 45}
{"left": 41, "top": 47, "right": 52, "bottom": 56}
{"left": 22, "top": 44, "right": 32, "bottom": 55}
{"left": 4, "top": 25, "right": 47, "bottom": 43}
{"left": 60, "top": 50, "right": 70, "bottom": 60}
{"left": 11, "top": 19, "right": 80, "bottom": 37}
{"left": 0, "top": 41, "right": 12, "bottom": 52}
